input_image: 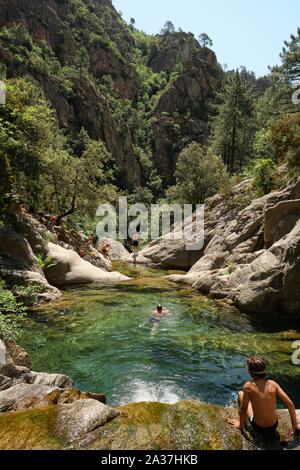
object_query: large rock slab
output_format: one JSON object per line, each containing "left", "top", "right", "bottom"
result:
{"left": 191, "top": 222, "right": 300, "bottom": 316}
{"left": 0, "top": 344, "right": 73, "bottom": 390}
{"left": 0, "top": 400, "right": 249, "bottom": 450}
{"left": 55, "top": 399, "right": 120, "bottom": 444}
{"left": 28, "top": 372, "right": 73, "bottom": 389}
{"left": 0, "top": 267, "right": 61, "bottom": 303}
{"left": 165, "top": 177, "right": 300, "bottom": 316}
{"left": 0, "top": 383, "right": 56, "bottom": 412}
{"left": 45, "top": 243, "right": 132, "bottom": 286}
{"left": 0, "top": 225, "right": 61, "bottom": 302}
{"left": 5, "top": 342, "right": 32, "bottom": 370}
{"left": 97, "top": 238, "right": 130, "bottom": 260}
{"left": 0, "top": 226, "right": 43, "bottom": 275}
{"left": 122, "top": 207, "right": 205, "bottom": 269}
{"left": 0, "top": 399, "right": 298, "bottom": 450}
{"left": 86, "top": 401, "right": 253, "bottom": 450}
{"left": 0, "top": 382, "right": 106, "bottom": 413}
{"left": 264, "top": 199, "right": 300, "bottom": 247}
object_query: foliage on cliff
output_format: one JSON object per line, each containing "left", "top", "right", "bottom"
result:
{"left": 0, "top": 0, "right": 298, "bottom": 228}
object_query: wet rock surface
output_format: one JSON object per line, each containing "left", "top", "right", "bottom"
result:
{"left": 0, "top": 343, "right": 298, "bottom": 450}
{"left": 0, "top": 399, "right": 298, "bottom": 450}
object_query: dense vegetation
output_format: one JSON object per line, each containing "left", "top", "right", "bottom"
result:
{"left": 0, "top": 0, "right": 299, "bottom": 339}
{"left": 0, "top": 2, "right": 298, "bottom": 223}
{"left": 0, "top": 2, "right": 298, "bottom": 217}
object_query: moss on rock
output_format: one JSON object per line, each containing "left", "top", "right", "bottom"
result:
{"left": 0, "top": 406, "right": 63, "bottom": 450}
{"left": 87, "top": 401, "right": 251, "bottom": 450}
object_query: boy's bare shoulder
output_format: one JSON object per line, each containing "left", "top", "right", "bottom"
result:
{"left": 243, "top": 381, "right": 253, "bottom": 391}
{"left": 266, "top": 379, "right": 279, "bottom": 389}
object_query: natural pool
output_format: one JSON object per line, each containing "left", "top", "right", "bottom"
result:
{"left": 19, "top": 262, "right": 300, "bottom": 408}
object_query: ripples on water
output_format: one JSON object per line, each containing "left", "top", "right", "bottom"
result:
{"left": 20, "top": 262, "right": 300, "bottom": 408}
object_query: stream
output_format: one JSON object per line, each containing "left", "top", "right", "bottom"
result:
{"left": 19, "top": 262, "right": 300, "bottom": 408}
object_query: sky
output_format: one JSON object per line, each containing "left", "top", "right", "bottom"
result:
{"left": 112, "top": 0, "right": 300, "bottom": 78}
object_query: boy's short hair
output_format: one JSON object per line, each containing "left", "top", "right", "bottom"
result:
{"left": 157, "top": 305, "right": 162, "bottom": 311}
{"left": 247, "top": 356, "right": 267, "bottom": 379}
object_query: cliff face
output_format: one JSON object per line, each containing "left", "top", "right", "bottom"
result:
{"left": 0, "top": 1, "right": 223, "bottom": 189}
{"left": 149, "top": 33, "right": 222, "bottom": 184}
{"left": 0, "top": 0, "right": 141, "bottom": 188}
{"left": 129, "top": 173, "right": 300, "bottom": 317}
{"left": 0, "top": 0, "right": 138, "bottom": 98}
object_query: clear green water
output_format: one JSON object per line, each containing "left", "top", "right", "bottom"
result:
{"left": 19, "top": 262, "right": 300, "bottom": 408}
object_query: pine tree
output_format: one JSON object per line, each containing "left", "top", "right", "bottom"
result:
{"left": 272, "top": 27, "right": 300, "bottom": 81}
{"left": 198, "top": 33, "right": 213, "bottom": 48}
{"left": 160, "top": 21, "right": 175, "bottom": 34}
{"left": 210, "top": 70, "right": 255, "bottom": 174}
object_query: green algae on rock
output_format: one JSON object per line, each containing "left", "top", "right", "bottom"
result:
{"left": 0, "top": 406, "right": 64, "bottom": 450}
{"left": 87, "top": 401, "right": 251, "bottom": 451}
{"left": 0, "top": 401, "right": 251, "bottom": 450}
{"left": 0, "top": 400, "right": 299, "bottom": 450}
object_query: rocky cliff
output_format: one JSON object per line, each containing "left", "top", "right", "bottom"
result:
{"left": 150, "top": 32, "right": 222, "bottom": 184}
{"left": 127, "top": 174, "right": 300, "bottom": 317}
{"left": 0, "top": 0, "right": 223, "bottom": 188}
{"left": 0, "top": 0, "right": 141, "bottom": 187}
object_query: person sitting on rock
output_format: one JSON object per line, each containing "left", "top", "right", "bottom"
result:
{"left": 46, "top": 216, "right": 57, "bottom": 232}
{"left": 100, "top": 243, "right": 110, "bottom": 260}
{"left": 228, "top": 355, "right": 300, "bottom": 439}
{"left": 78, "top": 249, "right": 87, "bottom": 258}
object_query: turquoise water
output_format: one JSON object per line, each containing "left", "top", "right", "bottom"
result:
{"left": 19, "top": 263, "right": 300, "bottom": 408}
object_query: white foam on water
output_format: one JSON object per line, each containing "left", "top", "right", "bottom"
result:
{"left": 119, "top": 378, "right": 194, "bottom": 405}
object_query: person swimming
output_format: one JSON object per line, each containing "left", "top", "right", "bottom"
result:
{"left": 149, "top": 305, "right": 169, "bottom": 323}
{"left": 139, "top": 305, "right": 169, "bottom": 329}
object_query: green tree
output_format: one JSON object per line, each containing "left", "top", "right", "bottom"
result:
{"left": 270, "top": 112, "right": 300, "bottom": 175}
{"left": 272, "top": 27, "right": 300, "bottom": 81}
{"left": 255, "top": 80, "right": 295, "bottom": 127}
{"left": 0, "top": 78, "right": 55, "bottom": 207}
{"left": 75, "top": 46, "right": 90, "bottom": 76}
{"left": 250, "top": 158, "right": 277, "bottom": 197}
{"left": 166, "top": 143, "right": 229, "bottom": 206}
{"left": 41, "top": 139, "right": 119, "bottom": 222}
{"left": 160, "top": 21, "right": 175, "bottom": 34}
{"left": 198, "top": 33, "right": 213, "bottom": 48}
{"left": 253, "top": 128, "right": 276, "bottom": 161}
{"left": 0, "top": 151, "right": 14, "bottom": 208}
{"left": 210, "top": 70, "right": 255, "bottom": 174}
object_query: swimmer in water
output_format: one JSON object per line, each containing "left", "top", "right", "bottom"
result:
{"left": 139, "top": 305, "right": 169, "bottom": 329}
{"left": 149, "top": 304, "right": 169, "bottom": 323}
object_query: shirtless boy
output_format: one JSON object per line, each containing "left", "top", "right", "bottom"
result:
{"left": 228, "top": 356, "right": 300, "bottom": 436}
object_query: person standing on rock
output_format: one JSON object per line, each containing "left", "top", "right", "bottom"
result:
{"left": 89, "top": 233, "right": 95, "bottom": 248}
{"left": 132, "top": 232, "right": 139, "bottom": 255}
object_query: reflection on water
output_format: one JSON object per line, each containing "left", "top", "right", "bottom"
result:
{"left": 19, "top": 262, "right": 300, "bottom": 408}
